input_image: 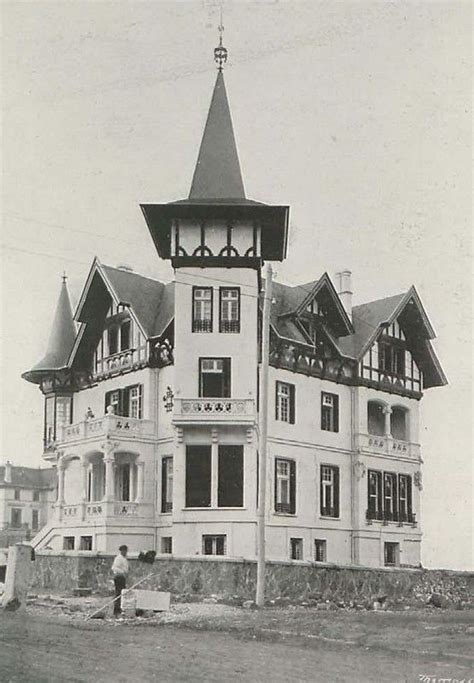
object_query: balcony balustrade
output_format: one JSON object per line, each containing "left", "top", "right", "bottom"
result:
{"left": 173, "top": 398, "right": 256, "bottom": 425}
{"left": 56, "top": 500, "right": 147, "bottom": 522}
{"left": 356, "top": 433, "right": 420, "bottom": 459}
{"left": 58, "top": 414, "right": 155, "bottom": 446}
{"left": 366, "top": 509, "right": 417, "bottom": 526}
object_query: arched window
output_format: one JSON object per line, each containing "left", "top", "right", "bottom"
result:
{"left": 391, "top": 406, "right": 408, "bottom": 441}
{"left": 368, "top": 401, "right": 385, "bottom": 436}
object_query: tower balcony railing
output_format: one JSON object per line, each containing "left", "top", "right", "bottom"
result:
{"left": 355, "top": 433, "right": 420, "bottom": 459}
{"left": 173, "top": 397, "right": 256, "bottom": 425}
{"left": 58, "top": 414, "right": 156, "bottom": 445}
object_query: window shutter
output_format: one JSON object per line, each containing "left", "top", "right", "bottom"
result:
{"left": 104, "top": 391, "right": 111, "bottom": 414}
{"left": 334, "top": 394, "right": 339, "bottom": 432}
{"left": 289, "top": 460, "right": 296, "bottom": 514}
{"left": 119, "top": 389, "right": 129, "bottom": 418}
{"left": 161, "top": 458, "right": 167, "bottom": 513}
{"left": 274, "top": 459, "right": 278, "bottom": 512}
{"left": 289, "top": 385, "right": 296, "bottom": 424}
{"left": 223, "top": 359, "right": 231, "bottom": 398}
{"left": 275, "top": 383, "right": 279, "bottom": 420}
{"left": 333, "top": 467, "right": 340, "bottom": 517}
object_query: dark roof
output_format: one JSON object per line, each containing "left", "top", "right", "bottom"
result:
{"left": 101, "top": 265, "right": 173, "bottom": 338}
{"left": 188, "top": 71, "right": 246, "bottom": 201}
{"left": 337, "top": 293, "right": 406, "bottom": 358}
{"left": 0, "top": 465, "right": 56, "bottom": 489}
{"left": 23, "top": 279, "right": 77, "bottom": 383}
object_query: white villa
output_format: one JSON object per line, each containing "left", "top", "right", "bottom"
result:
{"left": 24, "top": 41, "right": 446, "bottom": 568}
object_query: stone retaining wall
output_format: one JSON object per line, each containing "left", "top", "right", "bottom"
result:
{"left": 30, "top": 552, "right": 474, "bottom": 606}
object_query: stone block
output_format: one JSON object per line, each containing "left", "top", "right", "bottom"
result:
{"left": 2, "top": 545, "right": 33, "bottom": 611}
{"left": 134, "top": 589, "right": 170, "bottom": 612}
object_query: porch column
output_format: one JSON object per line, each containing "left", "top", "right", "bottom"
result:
{"left": 136, "top": 461, "right": 145, "bottom": 503}
{"left": 102, "top": 441, "right": 118, "bottom": 502}
{"left": 57, "top": 461, "right": 66, "bottom": 505}
{"left": 383, "top": 406, "right": 392, "bottom": 437}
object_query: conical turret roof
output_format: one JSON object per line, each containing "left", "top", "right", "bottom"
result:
{"left": 188, "top": 71, "right": 245, "bottom": 201}
{"left": 23, "top": 277, "right": 76, "bottom": 384}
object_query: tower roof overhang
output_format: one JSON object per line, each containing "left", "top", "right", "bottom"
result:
{"left": 141, "top": 200, "right": 289, "bottom": 262}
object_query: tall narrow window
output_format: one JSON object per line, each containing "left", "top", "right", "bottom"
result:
{"left": 129, "top": 385, "right": 143, "bottom": 419}
{"left": 368, "top": 401, "right": 385, "bottom": 436}
{"left": 32, "top": 509, "right": 39, "bottom": 530}
{"left": 367, "top": 470, "right": 383, "bottom": 520}
{"left": 383, "top": 473, "right": 398, "bottom": 521}
{"left": 186, "top": 445, "right": 212, "bottom": 508}
{"left": 391, "top": 407, "right": 408, "bottom": 441}
{"left": 199, "top": 358, "right": 231, "bottom": 398}
{"left": 274, "top": 458, "right": 296, "bottom": 514}
{"left": 384, "top": 542, "right": 399, "bottom": 567}
{"left": 193, "top": 287, "right": 213, "bottom": 332}
{"left": 321, "top": 393, "right": 339, "bottom": 432}
{"left": 161, "top": 457, "right": 173, "bottom": 513}
{"left": 219, "top": 288, "right": 240, "bottom": 333}
{"left": 314, "top": 539, "right": 327, "bottom": 562}
{"left": 116, "top": 463, "right": 132, "bottom": 501}
{"left": 218, "top": 445, "right": 243, "bottom": 507}
{"left": 290, "top": 538, "right": 303, "bottom": 560}
{"left": 320, "top": 465, "right": 339, "bottom": 517}
{"left": 398, "top": 474, "right": 413, "bottom": 522}
{"left": 11, "top": 508, "right": 22, "bottom": 527}
{"left": 275, "top": 382, "right": 295, "bottom": 423}
{"left": 108, "top": 326, "right": 119, "bottom": 355}
{"left": 120, "top": 320, "right": 131, "bottom": 351}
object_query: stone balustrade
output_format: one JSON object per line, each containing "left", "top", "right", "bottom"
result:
{"left": 59, "top": 414, "right": 155, "bottom": 445}
{"left": 356, "top": 433, "right": 420, "bottom": 459}
{"left": 173, "top": 398, "right": 256, "bottom": 425}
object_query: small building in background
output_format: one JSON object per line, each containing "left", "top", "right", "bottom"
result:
{"left": 0, "top": 461, "right": 56, "bottom": 547}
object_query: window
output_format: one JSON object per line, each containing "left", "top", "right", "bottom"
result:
{"left": 120, "top": 321, "right": 131, "bottom": 351}
{"left": 11, "top": 508, "right": 22, "bottom": 527}
{"left": 161, "top": 457, "right": 173, "bottom": 513}
{"left": 290, "top": 538, "right": 303, "bottom": 560}
{"left": 203, "top": 535, "right": 226, "bottom": 556}
{"left": 14, "top": 489, "right": 20, "bottom": 501}
{"left": 218, "top": 445, "right": 244, "bottom": 507}
{"left": 44, "top": 394, "right": 73, "bottom": 447}
{"left": 378, "top": 342, "right": 405, "bottom": 377}
{"left": 80, "top": 536, "right": 93, "bottom": 551}
{"left": 105, "top": 385, "right": 143, "bottom": 418}
{"left": 391, "top": 407, "right": 408, "bottom": 441}
{"left": 219, "top": 288, "right": 240, "bottom": 333}
{"left": 320, "top": 465, "right": 340, "bottom": 517}
{"left": 321, "top": 392, "right": 339, "bottom": 432}
{"left": 274, "top": 458, "right": 296, "bottom": 514}
{"left": 161, "top": 537, "right": 172, "bottom": 554}
{"left": 33, "top": 490, "right": 40, "bottom": 502}
{"left": 199, "top": 358, "right": 231, "bottom": 398}
{"left": 108, "top": 326, "right": 119, "bottom": 355}
{"left": 115, "top": 463, "right": 136, "bottom": 502}
{"left": 193, "top": 287, "right": 213, "bottom": 332}
{"left": 186, "top": 445, "right": 212, "bottom": 508}
{"left": 383, "top": 473, "right": 398, "bottom": 521}
{"left": 63, "top": 536, "right": 75, "bottom": 550}
{"left": 367, "top": 470, "right": 383, "bottom": 520}
{"left": 314, "top": 539, "right": 327, "bottom": 563}
{"left": 275, "top": 382, "right": 295, "bottom": 424}
{"left": 368, "top": 401, "right": 385, "bottom": 436}
{"left": 107, "top": 320, "right": 131, "bottom": 356}
{"left": 398, "top": 474, "right": 413, "bottom": 522}
{"left": 384, "top": 542, "right": 399, "bottom": 567}
{"left": 32, "top": 510, "right": 39, "bottom": 530}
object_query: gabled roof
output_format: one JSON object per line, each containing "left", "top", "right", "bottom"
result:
{"left": 189, "top": 71, "right": 245, "bottom": 201}
{"left": 23, "top": 278, "right": 77, "bottom": 384}
{"left": 0, "top": 465, "right": 56, "bottom": 489}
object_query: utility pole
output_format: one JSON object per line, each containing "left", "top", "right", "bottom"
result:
{"left": 256, "top": 262, "right": 273, "bottom": 607}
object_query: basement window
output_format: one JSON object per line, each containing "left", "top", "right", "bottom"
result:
{"left": 290, "top": 538, "right": 303, "bottom": 560}
{"left": 63, "top": 536, "right": 75, "bottom": 550}
{"left": 384, "top": 542, "right": 399, "bottom": 567}
{"left": 161, "top": 537, "right": 172, "bottom": 554}
{"left": 80, "top": 536, "right": 93, "bottom": 551}
{"left": 314, "top": 539, "right": 327, "bottom": 563}
{"left": 202, "top": 535, "right": 226, "bottom": 556}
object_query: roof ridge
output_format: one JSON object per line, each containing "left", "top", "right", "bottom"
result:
{"left": 101, "top": 263, "right": 170, "bottom": 287}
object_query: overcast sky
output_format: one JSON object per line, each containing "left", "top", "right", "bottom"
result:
{"left": 1, "top": 1, "right": 472, "bottom": 570}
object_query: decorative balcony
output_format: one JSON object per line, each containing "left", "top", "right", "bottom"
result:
{"left": 57, "top": 500, "right": 150, "bottom": 522}
{"left": 356, "top": 433, "right": 420, "bottom": 459}
{"left": 173, "top": 398, "right": 256, "bottom": 426}
{"left": 58, "top": 414, "right": 155, "bottom": 446}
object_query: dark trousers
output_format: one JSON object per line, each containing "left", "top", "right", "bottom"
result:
{"left": 113, "top": 575, "right": 126, "bottom": 615}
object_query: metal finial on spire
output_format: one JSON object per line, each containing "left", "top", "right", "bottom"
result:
{"left": 214, "top": 12, "right": 227, "bottom": 71}
{"left": 62, "top": 271, "right": 67, "bottom": 283}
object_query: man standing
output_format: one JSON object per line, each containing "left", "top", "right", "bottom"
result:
{"left": 111, "top": 545, "right": 129, "bottom": 617}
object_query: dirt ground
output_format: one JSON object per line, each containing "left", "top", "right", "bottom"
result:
{"left": 0, "top": 600, "right": 473, "bottom": 682}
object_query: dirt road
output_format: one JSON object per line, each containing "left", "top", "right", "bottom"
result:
{"left": 1, "top": 610, "right": 472, "bottom": 683}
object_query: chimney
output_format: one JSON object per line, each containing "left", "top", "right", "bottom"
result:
{"left": 335, "top": 270, "right": 353, "bottom": 321}
{"left": 4, "top": 460, "right": 12, "bottom": 484}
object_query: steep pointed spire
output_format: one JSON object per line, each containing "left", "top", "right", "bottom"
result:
{"left": 23, "top": 275, "right": 77, "bottom": 383}
{"left": 188, "top": 70, "right": 246, "bottom": 200}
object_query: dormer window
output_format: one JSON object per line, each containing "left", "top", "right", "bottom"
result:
{"left": 108, "top": 319, "right": 131, "bottom": 356}
{"left": 378, "top": 342, "right": 405, "bottom": 377}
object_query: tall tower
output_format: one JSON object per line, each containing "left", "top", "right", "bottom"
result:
{"left": 141, "top": 31, "right": 290, "bottom": 557}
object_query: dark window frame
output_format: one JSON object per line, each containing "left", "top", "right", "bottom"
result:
{"left": 314, "top": 539, "right": 327, "bottom": 563}
{"left": 321, "top": 392, "right": 339, "bottom": 432}
{"left": 367, "top": 469, "right": 413, "bottom": 523}
{"left": 105, "top": 384, "right": 143, "bottom": 418}
{"left": 275, "top": 381, "right": 296, "bottom": 424}
{"left": 320, "top": 464, "right": 340, "bottom": 518}
{"left": 161, "top": 537, "right": 173, "bottom": 554}
{"left": 192, "top": 286, "right": 213, "bottom": 333}
{"left": 80, "top": 536, "right": 93, "bottom": 551}
{"left": 218, "top": 445, "right": 244, "bottom": 508}
{"left": 161, "top": 456, "right": 173, "bottom": 513}
{"left": 219, "top": 287, "right": 241, "bottom": 333}
{"left": 290, "top": 537, "right": 303, "bottom": 560}
{"left": 202, "top": 534, "right": 226, "bottom": 556}
{"left": 384, "top": 541, "right": 400, "bottom": 567}
{"left": 185, "top": 445, "right": 212, "bottom": 508}
{"left": 199, "top": 357, "right": 231, "bottom": 398}
{"left": 274, "top": 457, "right": 296, "bottom": 514}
